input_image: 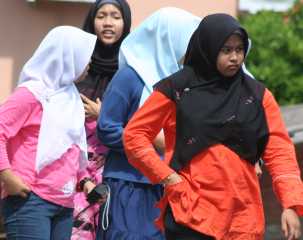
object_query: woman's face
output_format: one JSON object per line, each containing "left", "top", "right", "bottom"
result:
{"left": 94, "top": 4, "right": 124, "bottom": 45}
{"left": 216, "top": 34, "right": 245, "bottom": 77}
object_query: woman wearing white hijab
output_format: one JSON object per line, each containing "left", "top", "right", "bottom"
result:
{"left": 96, "top": 7, "right": 201, "bottom": 240}
{"left": 0, "top": 26, "right": 96, "bottom": 239}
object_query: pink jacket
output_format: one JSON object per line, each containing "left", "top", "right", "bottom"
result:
{"left": 0, "top": 87, "right": 88, "bottom": 208}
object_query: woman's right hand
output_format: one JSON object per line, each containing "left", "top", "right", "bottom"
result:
{"left": 161, "top": 172, "right": 183, "bottom": 186}
{"left": 80, "top": 94, "right": 102, "bottom": 119}
{"left": 0, "top": 169, "right": 31, "bottom": 198}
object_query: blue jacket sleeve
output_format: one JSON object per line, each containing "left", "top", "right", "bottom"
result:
{"left": 97, "top": 67, "right": 143, "bottom": 152}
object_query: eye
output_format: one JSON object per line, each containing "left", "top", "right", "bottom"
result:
{"left": 112, "top": 13, "right": 122, "bottom": 20}
{"left": 236, "top": 46, "right": 245, "bottom": 53}
{"left": 96, "top": 15, "right": 104, "bottom": 19}
{"left": 221, "top": 47, "right": 231, "bottom": 54}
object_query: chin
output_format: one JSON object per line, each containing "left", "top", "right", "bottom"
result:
{"left": 101, "top": 38, "right": 116, "bottom": 45}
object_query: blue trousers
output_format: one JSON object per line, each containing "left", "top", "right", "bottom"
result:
{"left": 1, "top": 192, "right": 73, "bottom": 240}
{"left": 96, "top": 178, "right": 165, "bottom": 240}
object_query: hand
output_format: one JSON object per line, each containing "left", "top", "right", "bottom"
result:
{"left": 153, "top": 131, "right": 165, "bottom": 155}
{"left": 254, "top": 162, "right": 262, "bottom": 177}
{"left": 83, "top": 180, "right": 96, "bottom": 195}
{"left": 281, "top": 208, "right": 301, "bottom": 240}
{"left": 0, "top": 169, "right": 31, "bottom": 198}
{"left": 161, "top": 172, "right": 183, "bottom": 186}
{"left": 80, "top": 94, "right": 101, "bottom": 119}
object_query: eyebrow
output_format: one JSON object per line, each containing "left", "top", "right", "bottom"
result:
{"left": 97, "top": 10, "right": 121, "bottom": 15}
{"left": 222, "top": 43, "right": 244, "bottom": 48}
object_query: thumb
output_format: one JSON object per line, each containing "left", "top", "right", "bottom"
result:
{"left": 96, "top": 98, "right": 101, "bottom": 104}
{"left": 20, "top": 190, "right": 29, "bottom": 198}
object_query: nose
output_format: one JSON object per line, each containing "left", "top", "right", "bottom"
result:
{"left": 103, "top": 16, "right": 113, "bottom": 26}
{"left": 230, "top": 50, "right": 238, "bottom": 62}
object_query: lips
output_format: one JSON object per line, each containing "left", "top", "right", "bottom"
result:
{"left": 227, "top": 65, "right": 239, "bottom": 70}
{"left": 102, "top": 30, "right": 115, "bottom": 37}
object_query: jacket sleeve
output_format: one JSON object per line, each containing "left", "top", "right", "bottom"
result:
{"left": 97, "top": 68, "right": 136, "bottom": 152}
{"left": 0, "top": 88, "right": 36, "bottom": 171}
{"left": 123, "top": 91, "right": 175, "bottom": 184}
{"left": 262, "top": 88, "right": 303, "bottom": 215}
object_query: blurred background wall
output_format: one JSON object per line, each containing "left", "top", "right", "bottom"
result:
{"left": 0, "top": 0, "right": 237, "bottom": 102}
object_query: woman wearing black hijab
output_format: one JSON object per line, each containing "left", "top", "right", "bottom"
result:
{"left": 78, "top": 0, "right": 131, "bottom": 103}
{"left": 124, "top": 14, "right": 303, "bottom": 240}
{"left": 72, "top": 1, "right": 131, "bottom": 239}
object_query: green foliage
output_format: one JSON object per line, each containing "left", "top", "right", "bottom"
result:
{"left": 239, "top": 1, "right": 303, "bottom": 105}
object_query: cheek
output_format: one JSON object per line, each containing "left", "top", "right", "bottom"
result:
{"left": 115, "top": 21, "right": 124, "bottom": 39}
{"left": 94, "top": 19, "right": 103, "bottom": 35}
{"left": 216, "top": 55, "right": 227, "bottom": 71}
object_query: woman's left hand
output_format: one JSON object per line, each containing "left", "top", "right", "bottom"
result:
{"left": 80, "top": 94, "right": 101, "bottom": 119}
{"left": 281, "top": 208, "right": 301, "bottom": 240}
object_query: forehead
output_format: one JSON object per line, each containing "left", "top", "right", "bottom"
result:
{"left": 223, "top": 34, "right": 244, "bottom": 46}
{"left": 97, "top": 4, "right": 121, "bottom": 14}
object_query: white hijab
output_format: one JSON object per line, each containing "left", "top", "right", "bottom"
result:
{"left": 18, "top": 26, "right": 97, "bottom": 172}
{"left": 119, "top": 7, "right": 201, "bottom": 106}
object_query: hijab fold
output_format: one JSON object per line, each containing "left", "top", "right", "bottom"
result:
{"left": 155, "top": 14, "right": 269, "bottom": 170}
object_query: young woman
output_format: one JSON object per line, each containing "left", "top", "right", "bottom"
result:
{"left": 72, "top": 0, "right": 131, "bottom": 239}
{"left": 123, "top": 14, "right": 303, "bottom": 240}
{"left": 0, "top": 26, "right": 97, "bottom": 239}
{"left": 96, "top": 7, "right": 201, "bottom": 240}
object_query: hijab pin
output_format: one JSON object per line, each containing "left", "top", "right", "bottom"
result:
{"left": 187, "top": 137, "right": 196, "bottom": 145}
{"left": 225, "top": 115, "right": 236, "bottom": 123}
{"left": 245, "top": 96, "right": 254, "bottom": 104}
{"left": 175, "top": 91, "right": 181, "bottom": 100}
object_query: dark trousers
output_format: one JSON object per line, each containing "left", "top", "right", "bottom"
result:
{"left": 164, "top": 206, "right": 214, "bottom": 240}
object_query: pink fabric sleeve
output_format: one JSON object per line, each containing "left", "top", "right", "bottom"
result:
{"left": 0, "top": 88, "right": 36, "bottom": 171}
{"left": 262, "top": 88, "right": 303, "bottom": 215}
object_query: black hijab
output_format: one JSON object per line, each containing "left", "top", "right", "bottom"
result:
{"left": 155, "top": 14, "right": 269, "bottom": 171}
{"left": 77, "top": 0, "right": 131, "bottom": 100}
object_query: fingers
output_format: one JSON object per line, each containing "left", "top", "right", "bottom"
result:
{"left": 282, "top": 214, "right": 288, "bottom": 238}
{"left": 83, "top": 103, "right": 93, "bottom": 118}
{"left": 295, "top": 228, "right": 302, "bottom": 239}
{"left": 97, "top": 196, "right": 107, "bottom": 205}
{"left": 282, "top": 208, "right": 302, "bottom": 240}
{"left": 19, "top": 191, "right": 29, "bottom": 198}
{"left": 287, "top": 228, "right": 295, "bottom": 240}
{"left": 254, "top": 163, "right": 262, "bottom": 177}
{"left": 288, "top": 220, "right": 301, "bottom": 240}
{"left": 20, "top": 184, "right": 31, "bottom": 198}
{"left": 23, "top": 185, "right": 31, "bottom": 193}
{"left": 80, "top": 94, "right": 92, "bottom": 104}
